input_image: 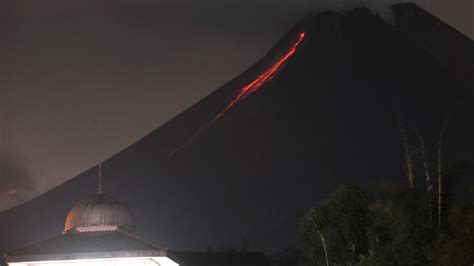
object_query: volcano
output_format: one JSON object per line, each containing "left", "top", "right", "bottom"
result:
{"left": 1, "top": 3, "right": 472, "bottom": 252}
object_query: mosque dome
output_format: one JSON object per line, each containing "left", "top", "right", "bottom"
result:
{"left": 64, "top": 193, "right": 135, "bottom": 232}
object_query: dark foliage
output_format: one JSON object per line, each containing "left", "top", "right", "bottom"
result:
{"left": 300, "top": 183, "right": 473, "bottom": 265}
{"left": 300, "top": 186, "right": 370, "bottom": 265}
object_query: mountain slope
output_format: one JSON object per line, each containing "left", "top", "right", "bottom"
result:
{"left": 1, "top": 3, "right": 472, "bottom": 252}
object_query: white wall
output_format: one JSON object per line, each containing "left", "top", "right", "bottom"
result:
{"left": 8, "top": 257, "right": 178, "bottom": 266}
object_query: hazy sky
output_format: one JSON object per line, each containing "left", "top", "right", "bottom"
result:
{"left": 0, "top": 0, "right": 472, "bottom": 211}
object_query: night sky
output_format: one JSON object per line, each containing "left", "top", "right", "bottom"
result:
{"left": 1, "top": 0, "right": 472, "bottom": 211}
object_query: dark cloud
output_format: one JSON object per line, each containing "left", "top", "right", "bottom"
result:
{"left": 0, "top": 147, "right": 36, "bottom": 210}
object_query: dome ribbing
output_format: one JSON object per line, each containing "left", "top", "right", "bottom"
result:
{"left": 64, "top": 193, "right": 135, "bottom": 232}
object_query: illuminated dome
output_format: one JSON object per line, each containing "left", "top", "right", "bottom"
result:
{"left": 64, "top": 193, "right": 135, "bottom": 232}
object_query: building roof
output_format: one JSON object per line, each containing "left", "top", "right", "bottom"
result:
{"left": 5, "top": 230, "right": 165, "bottom": 263}
{"left": 171, "top": 251, "right": 271, "bottom": 266}
{"left": 64, "top": 193, "right": 135, "bottom": 232}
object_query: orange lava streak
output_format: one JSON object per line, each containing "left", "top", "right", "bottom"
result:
{"left": 169, "top": 32, "right": 306, "bottom": 156}
{"left": 214, "top": 32, "right": 306, "bottom": 122}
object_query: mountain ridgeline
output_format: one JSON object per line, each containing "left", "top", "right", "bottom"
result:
{"left": 1, "top": 3, "right": 472, "bottom": 252}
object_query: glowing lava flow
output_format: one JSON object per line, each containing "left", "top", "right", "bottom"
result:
{"left": 169, "top": 32, "right": 306, "bottom": 156}
{"left": 213, "top": 32, "right": 306, "bottom": 123}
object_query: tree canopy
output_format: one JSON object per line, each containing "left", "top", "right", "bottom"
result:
{"left": 299, "top": 185, "right": 473, "bottom": 265}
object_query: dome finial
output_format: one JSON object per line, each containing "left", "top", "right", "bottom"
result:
{"left": 97, "top": 162, "right": 103, "bottom": 194}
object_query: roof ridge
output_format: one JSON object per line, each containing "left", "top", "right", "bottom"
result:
{"left": 116, "top": 228, "right": 166, "bottom": 250}
{"left": 5, "top": 232, "right": 63, "bottom": 255}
